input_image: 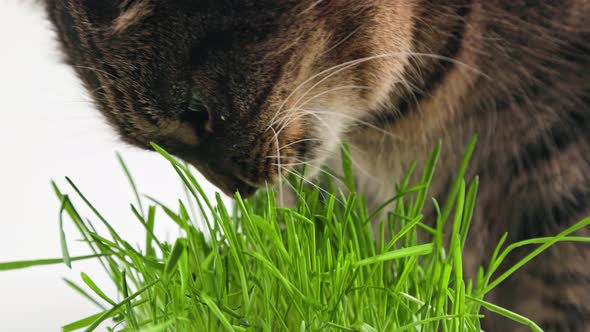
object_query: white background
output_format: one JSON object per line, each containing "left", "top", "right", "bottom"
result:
{"left": 0, "top": 1, "right": 221, "bottom": 330}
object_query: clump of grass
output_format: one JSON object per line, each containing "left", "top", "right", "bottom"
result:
{"left": 2, "top": 138, "right": 589, "bottom": 332}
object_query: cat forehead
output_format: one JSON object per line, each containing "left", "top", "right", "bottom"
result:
{"left": 74, "top": 0, "right": 293, "bottom": 35}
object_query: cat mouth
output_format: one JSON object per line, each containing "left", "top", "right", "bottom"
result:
{"left": 230, "top": 135, "right": 314, "bottom": 198}
{"left": 263, "top": 135, "right": 320, "bottom": 183}
{"left": 203, "top": 170, "right": 259, "bottom": 199}
{"left": 201, "top": 119, "right": 317, "bottom": 198}
{"left": 233, "top": 179, "right": 258, "bottom": 198}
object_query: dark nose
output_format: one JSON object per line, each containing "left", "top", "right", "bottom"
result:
{"left": 205, "top": 170, "right": 258, "bottom": 199}
{"left": 184, "top": 141, "right": 259, "bottom": 198}
{"left": 234, "top": 180, "right": 258, "bottom": 199}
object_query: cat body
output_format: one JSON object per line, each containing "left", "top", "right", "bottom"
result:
{"left": 44, "top": 1, "right": 589, "bottom": 330}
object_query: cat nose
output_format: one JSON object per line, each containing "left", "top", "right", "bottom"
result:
{"left": 235, "top": 180, "right": 258, "bottom": 199}
{"left": 204, "top": 169, "right": 258, "bottom": 199}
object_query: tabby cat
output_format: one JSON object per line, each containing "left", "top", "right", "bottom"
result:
{"left": 43, "top": 1, "right": 589, "bottom": 330}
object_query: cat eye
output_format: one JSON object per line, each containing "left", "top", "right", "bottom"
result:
{"left": 189, "top": 92, "right": 206, "bottom": 113}
{"left": 185, "top": 90, "right": 213, "bottom": 133}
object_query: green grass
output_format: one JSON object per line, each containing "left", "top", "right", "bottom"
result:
{"left": 2, "top": 138, "right": 590, "bottom": 332}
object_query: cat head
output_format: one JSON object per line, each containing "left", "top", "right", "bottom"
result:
{"left": 45, "top": 0, "right": 414, "bottom": 196}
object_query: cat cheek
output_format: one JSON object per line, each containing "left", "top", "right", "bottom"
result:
{"left": 149, "top": 119, "right": 201, "bottom": 147}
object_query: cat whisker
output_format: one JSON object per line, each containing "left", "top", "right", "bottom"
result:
{"left": 296, "top": 111, "right": 376, "bottom": 179}
{"left": 271, "top": 85, "right": 370, "bottom": 130}
{"left": 271, "top": 64, "right": 393, "bottom": 134}
{"left": 271, "top": 84, "right": 374, "bottom": 143}
{"left": 320, "top": 27, "right": 362, "bottom": 56}
{"left": 270, "top": 59, "right": 368, "bottom": 127}
{"left": 301, "top": 109, "right": 406, "bottom": 141}
{"left": 294, "top": 159, "right": 350, "bottom": 189}
{"left": 269, "top": 59, "right": 377, "bottom": 131}
{"left": 282, "top": 168, "right": 343, "bottom": 205}
{"left": 272, "top": 85, "right": 371, "bottom": 134}
{"left": 72, "top": 65, "right": 121, "bottom": 82}
{"left": 277, "top": 138, "right": 321, "bottom": 152}
{"left": 270, "top": 51, "right": 490, "bottom": 132}
{"left": 274, "top": 157, "right": 348, "bottom": 188}
{"left": 268, "top": 125, "right": 285, "bottom": 204}
{"left": 278, "top": 178, "right": 313, "bottom": 212}
{"left": 270, "top": 109, "right": 375, "bottom": 181}
{"left": 84, "top": 85, "right": 108, "bottom": 96}
{"left": 267, "top": 155, "right": 324, "bottom": 165}
{"left": 268, "top": 54, "right": 382, "bottom": 127}
{"left": 300, "top": 0, "right": 325, "bottom": 15}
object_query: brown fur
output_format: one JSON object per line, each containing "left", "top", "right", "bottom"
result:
{"left": 112, "top": 1, "right": 153, "bottom": 33}
{"left": 44, "top": 1, "right": 590, "bottom": 330}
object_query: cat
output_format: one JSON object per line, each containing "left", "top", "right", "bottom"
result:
{"left": 43, "top": 1, "right": 589, "bottom": 330}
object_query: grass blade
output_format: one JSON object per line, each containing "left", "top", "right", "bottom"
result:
{"left": 85, "top": 279, "right": 160, "bottom": 332}
{"left": 81, "top": 272, "right": 117, "bottom": 306}
{"left": 355, "top": 244, "right": 434, "bottom": 267}
{"left": 59, "top": 195, "right": 72, "bottom": 268}
{"left": 0, "top": 254, "right": 106, "bottom": 271}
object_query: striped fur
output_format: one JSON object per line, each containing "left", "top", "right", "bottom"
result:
{"left": 44, "top": 0, "right": 590, "bottom": 329}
